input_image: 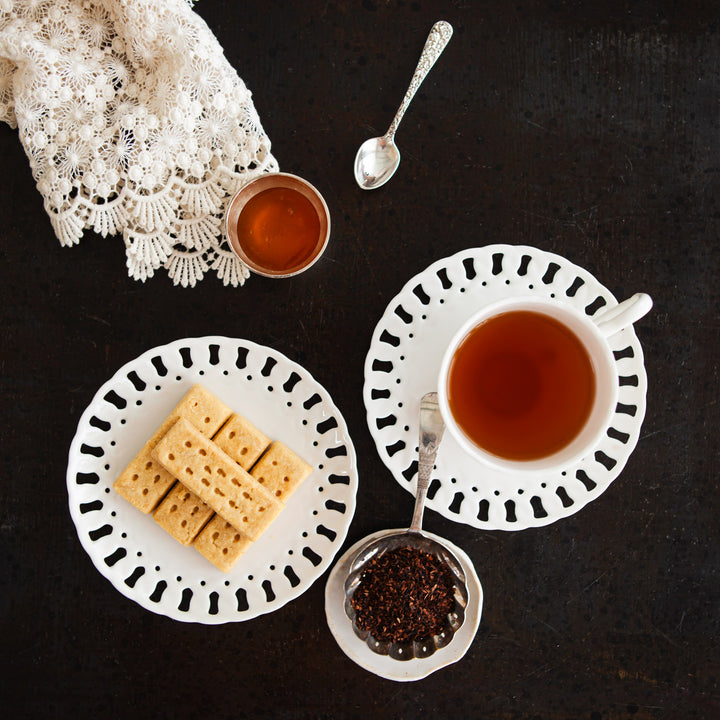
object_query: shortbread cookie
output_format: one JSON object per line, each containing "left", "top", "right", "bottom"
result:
{"left": 156, "top": 414, "right": 271, "bottom": 547}
{"left": 193, "top": 515, "right": 253, "bottom": 572}
{"left": 153, "top": 482, "right": 214, "bottom": 546}
{"left": 213, "top": 414, "right": 271, "bottom": 470}
{"left": 152, "top": 418, "right": 283, "bottom": 540}
{"left": 250, "top": 441, "right": 312, "bottom": 503}
{"left": 113, "top": 384, "right": 232, "bottom": 513}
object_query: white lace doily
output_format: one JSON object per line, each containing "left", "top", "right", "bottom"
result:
{"left": 364, "top": 245, "right": 649, "bottom": 531}
{"left": 0, "top": 0, "right": 278, "bottom": 286}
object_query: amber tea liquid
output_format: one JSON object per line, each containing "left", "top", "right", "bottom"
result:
{"left": 236, "top": 186, "right": 321, "bottom": 273}
{"left": 447, "top": 310, "right": 596, "bottom": 461}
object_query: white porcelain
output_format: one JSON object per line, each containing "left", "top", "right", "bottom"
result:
{"left": 437, "top": 293, "right": 652, "bottom": 475}
{"left": 325, "top": 529, "right": 482, "bottom": 681}
{"left": 363, "top": 245, "right": 651, "bottom": 531}
{"left": 67, "top": 337, "right": 357, "bottom": 623}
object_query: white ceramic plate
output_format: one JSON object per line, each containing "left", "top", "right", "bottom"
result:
{"left": 364, "top": 245, "right": 649, "bottom": 530}
{"left": 67, "top": 336, "right": 358, "bottom": 624}
{"left": 325, "top": 528, "right": 483, "bottom": 681}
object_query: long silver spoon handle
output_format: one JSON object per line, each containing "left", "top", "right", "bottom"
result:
{"left": 385, "top": 20, "right": 453, "bottom": 140}
{"left": 410, "top": 392, "right": 446, "bottom": 533}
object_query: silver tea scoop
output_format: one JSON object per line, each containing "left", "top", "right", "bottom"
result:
{"left": 343, "top": 392, "right": 469, "bottom": 661}
{"left": 353, "top": 21, "right": 453, "bottom": 190}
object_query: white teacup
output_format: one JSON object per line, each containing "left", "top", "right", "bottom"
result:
{"left": 437, "top": 293, "right": 653, "bottom": 474}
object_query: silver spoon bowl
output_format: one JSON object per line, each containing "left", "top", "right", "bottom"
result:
{"left": 343, "top": 392, "right": 469, "bottom": 660}
{"left": 354, "top": 135, "right": 402, "bottom": 191}
{"left": 354, "top": 21, "right": 453, "bottom": 190}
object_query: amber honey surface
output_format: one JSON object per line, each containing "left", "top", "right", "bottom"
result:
{"left": 447, "top": 310, "right": 596, "bottom": 461}
{"left": 236, "top": 187, "right": 321, "bottom": 273}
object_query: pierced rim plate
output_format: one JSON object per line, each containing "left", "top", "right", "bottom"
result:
{"left": 364, "top": 245, "right": 648, "bottom": 531}
{"left": 67, "top": 336, "right": 358, "bottom": 624}
{"left": 324, "top": 528, "right": 483, "bottom": 681}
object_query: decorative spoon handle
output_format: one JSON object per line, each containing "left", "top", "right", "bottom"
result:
{"left": 410, "top": 392, "right": 446, "bottom": 533}
{"left": 385, "top": 20, "right": 453, "bottom": 140}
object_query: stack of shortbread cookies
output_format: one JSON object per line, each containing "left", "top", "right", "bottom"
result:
{"left": 113, "top": 384, "right": 312, "bottom": 571}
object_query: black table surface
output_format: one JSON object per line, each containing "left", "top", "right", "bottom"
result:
{"left": 2, "top": 1, "right": 718, "bottom": 718}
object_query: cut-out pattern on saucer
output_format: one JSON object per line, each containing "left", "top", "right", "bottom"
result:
{"left": 364, "top": 245, "right": 648, "bottom": 531}
{"left": 68, "top": 337, "right": 357, "bottom": 623}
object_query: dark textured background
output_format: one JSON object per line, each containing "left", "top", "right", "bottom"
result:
{"left": 1, "top": 1, "right": 718, "bottom": 718}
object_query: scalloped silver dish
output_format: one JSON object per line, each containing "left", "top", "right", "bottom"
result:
{"left": 325, "top": 529, "right": 482, "bottom": 681}
{"left": 67, "top": 336, "right": 358, "bottom": 624}
{"left": 343, "top": 531, "right": 469, "bottom": 661}
{"left": 364, "top": 245, "right": 649, "bottom": 531}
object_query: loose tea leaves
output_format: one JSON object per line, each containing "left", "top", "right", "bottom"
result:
{"left": 350, "top": 546, "right": 456, "bottom": 643}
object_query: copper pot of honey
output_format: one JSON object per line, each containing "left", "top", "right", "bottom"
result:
{"left": 225, "top": 172, "right": 331, "bottom": 278}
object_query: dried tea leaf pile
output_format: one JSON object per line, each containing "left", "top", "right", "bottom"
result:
{"left": 350, "top": 546, "right": 456, "bottom": 643}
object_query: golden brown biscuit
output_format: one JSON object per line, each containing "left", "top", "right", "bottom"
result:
{"left": 151, "top": 418, "right": 283, "bottom": 540}
{"left": 213, "top": 414, "right": 271, "bottom": 471}
{"left": 193, "top": 515, "right": 253, "bottom": 572}
{"left": 152, "top": 482, "right": 214, "bottom": 546}
{"left": 250, "top": 441, "right": 312, "bottom": 503}
{"left": 113, "top": 384, "right": 233, "bottom": 513}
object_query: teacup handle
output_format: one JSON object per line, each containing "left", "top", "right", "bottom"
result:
{"left": 593, "top": 292, "right": 653, "bottom": 338}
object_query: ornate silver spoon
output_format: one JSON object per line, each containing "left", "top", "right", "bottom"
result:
{"left": 353, "top": 21, "right": 454, "bottom": 190}
{"left": 343, "top": 392, "right": 469, "bottom": 660}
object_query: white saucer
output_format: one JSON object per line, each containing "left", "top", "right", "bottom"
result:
{"left": 325, "top": 529, "right": 483, "bottom": 681}
{"left": 67, "top": 336, "right": 358, "bottom": 624}
{"left": 364, "top": 245, "right": 649, "bottom": 530}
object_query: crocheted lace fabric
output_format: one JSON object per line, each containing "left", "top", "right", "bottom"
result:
{"left": 0, "top": 0, "right": 278, "bottom": 286}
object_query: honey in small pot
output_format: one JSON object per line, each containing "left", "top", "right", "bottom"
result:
{"left": 225, "top": 173, "right": 330, "bottom": 278}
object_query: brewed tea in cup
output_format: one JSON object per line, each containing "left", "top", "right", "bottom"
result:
{"left": 437, "top": 293, "right": 652, "bottom": 473}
